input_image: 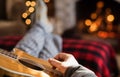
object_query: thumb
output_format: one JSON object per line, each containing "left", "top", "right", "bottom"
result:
{"left": 48, "top": 58, "right": 62, "bottom": 68}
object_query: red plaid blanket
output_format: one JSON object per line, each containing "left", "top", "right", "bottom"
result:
{"left": 63, "top": 38, "right": 119, "bottom": 77}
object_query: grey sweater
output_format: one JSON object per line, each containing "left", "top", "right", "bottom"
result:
{"left": 65, "top": 65, "right": 97, "bottom": 77}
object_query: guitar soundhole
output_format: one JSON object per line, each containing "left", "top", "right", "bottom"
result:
{"left": 19, "top": 58, "right": 45, "bottom": 71}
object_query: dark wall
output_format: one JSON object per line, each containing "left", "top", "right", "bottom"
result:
{"left": 76, "top": 0, "right": 120, "bottom": 25}
{"left": 0, "top": 0, "right": 6, "bottom": 20}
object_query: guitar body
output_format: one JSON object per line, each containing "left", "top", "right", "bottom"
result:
{"left": 0, "top": 48, "right": 62, "bottom": 77}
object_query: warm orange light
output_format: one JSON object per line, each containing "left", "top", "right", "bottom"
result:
{"left": 25, "top": 19, "right": 31, "bottom": 25}
{"left": 29, "top": 7, "right": 35, "bottom": 13}
{"left": 107, "top": 14, "right": 115, "bottom": 22}
{"left": 107, "top": 24, "right": 113, "bottom": 31}
{"left": 98, "top": 31, "right": 108, "bottom": 38}
{"left": 89, "top": 23, "right": 98, "bottom": 32}
{"left": 26, "top": 1, "right": 31, "bottom": 6}
{"left": 44, "top": 0, "right": 50, "bottom": 3}
{"left": 109, "top": 32, "right": 115, "bottom": 38}
{"left": 31, "top": 1, "right": 36, "bottom": 7}
{"left": 97, "top": 1, "right": 104, "bottom": 8}
{"left": 85, "top": 19, "right": 92, "bottom": 26}
{"left": 91, "top": 13, "right": 97, "bottom": 19}
{"left": 22, "top": 13, "right": 28, "bottom": 18}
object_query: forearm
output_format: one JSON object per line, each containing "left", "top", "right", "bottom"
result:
{"left": 65, "top": 65, "right": 97, "bottom": 77}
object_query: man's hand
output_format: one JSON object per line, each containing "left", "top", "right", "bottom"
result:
{"left": 48, "top": 53, "right": 79, "bottom": 74}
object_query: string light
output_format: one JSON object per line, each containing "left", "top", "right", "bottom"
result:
{"left": 85, "top": 19, "right": 92, "bottom": 26}
{"left": 22, "top": 0, "right": 36, "bottom": 25}
{"left": 22, "top": 13, "right": 28, "bottom": 18}
{"left": 107, "top": 14, "right": 115, "bottom": 22}
{"left": 26, "top": 1, "right": 31, "bottom": 6}
{"left": 97, "top": 1, "right": 104, "bottom": 8}
{"left": 91, "top": 13, "right": 97, "bottom": 19}
{"left": 25, "top": 19, "right": 31, "bottom": 25}
{"left": 89, "top": 23, "right": 98, "bottom": 32}
{"left": 29, "top": 7, "right": 35, "bottom": 13}
{"left": 31, "top": 1, "right": 36, "bottom": 7}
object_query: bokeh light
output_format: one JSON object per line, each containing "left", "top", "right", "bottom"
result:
{"left": 28, "top": 7, "right": 35, "bottom": 13}
{"left": 107, "top": 14, "right": 115, "bottom": 22}
{"left": 31, "top": 1, "right": 36, "bottom": 7}
{"left": 97, "top": 1, "right": 104, "bottom": 8}
{"left": 26, "top": 1, "right": 31, "bottom": 6}
{"left": 85, "top": 19, "right": 92, "bottom": 26}
{"left": 89, "top": 23, "right": 98, "bottom": 32}
{"left": 22, "top": 13, "right": 28, "bottom": 18}
{"left": 25, "top": 19, "right": 31, "bottom": 25}
{"left": 91, "top": 13, "right": 97, "bottom": 19}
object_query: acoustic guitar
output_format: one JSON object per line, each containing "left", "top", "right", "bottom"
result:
{"left": 0, "top": 48, "right": 63, "bottom": 77}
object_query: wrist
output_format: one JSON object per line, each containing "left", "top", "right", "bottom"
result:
{"left": 64, "top": 66, "right": 80, "bottom": 77}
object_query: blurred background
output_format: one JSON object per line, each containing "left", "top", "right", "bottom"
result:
{"left": 0, "top": 0, "right": 120, "bottom": 74}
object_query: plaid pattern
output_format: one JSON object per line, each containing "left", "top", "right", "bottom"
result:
{"left": 0, "top": 36, "right": 23, "bottom": 51}
{"left": 63, "top": 38, "right": 119, "bottom": 77}
{"left": 0, "top": 36, "right": 119, "bottom": 77}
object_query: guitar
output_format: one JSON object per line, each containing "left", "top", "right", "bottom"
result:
{"left": 0, "top": 48, "right": 63, "bottom": 77}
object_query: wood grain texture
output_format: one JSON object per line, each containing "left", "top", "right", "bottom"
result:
{"left": 0, "top": 48, "right": 62, "bottom": 77}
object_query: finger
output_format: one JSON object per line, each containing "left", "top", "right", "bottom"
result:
{"left": 54, "top": 53, "right": 69, "bottom": 61}
{"left": 48, "top": 58, "right": 62, "bottom": 68}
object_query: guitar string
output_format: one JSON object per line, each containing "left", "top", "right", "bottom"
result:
{"left": 43, "top": 65, "right": 63, "bottom": 77}
{"left": 0, "top": 49, "right": 62, "bottom": 77}
{"left": 0, "top": 48, "right": 17, "bottom": 59}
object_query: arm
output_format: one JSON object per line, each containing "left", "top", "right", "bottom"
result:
{"left": 65, "top": 65, "right": 96, "bottom": 77}
{"left": 48, "top": 53, "right": 97, "bottom": 77}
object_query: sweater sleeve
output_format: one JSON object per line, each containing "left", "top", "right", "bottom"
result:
{"left": 64, "top": 65, "right": 97, "bottom": 77}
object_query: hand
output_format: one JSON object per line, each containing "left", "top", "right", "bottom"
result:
{"left": 48, "top": 53, "right": 79, "bottom": 74}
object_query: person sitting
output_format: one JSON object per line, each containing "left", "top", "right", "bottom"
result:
{"left": 13, "top": 0, "right": 119, "bottom": 77}
{"left": 62, "top": 38, "right": 119, "bottom": 77}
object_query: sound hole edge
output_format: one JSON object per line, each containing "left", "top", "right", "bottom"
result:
{"left": 18, "top": 58, "right": 45, "bottom": 71}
